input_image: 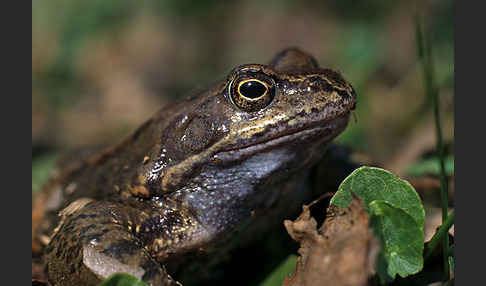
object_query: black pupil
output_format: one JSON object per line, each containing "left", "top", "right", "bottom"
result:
{"left": 240, "top": 81, "right": 267, "bottom": 99}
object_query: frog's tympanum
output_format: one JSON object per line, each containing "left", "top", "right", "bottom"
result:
{"left": 32, "top": 48, "right": 357, "bottom": 286}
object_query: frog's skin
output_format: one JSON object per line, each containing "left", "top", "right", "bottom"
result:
{"left": 32, "top": 48, "right": 357, "bottom": 286}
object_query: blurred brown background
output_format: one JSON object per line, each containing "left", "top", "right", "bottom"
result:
{"left": 32, "top": 0, "right": 453, "bottom": 183}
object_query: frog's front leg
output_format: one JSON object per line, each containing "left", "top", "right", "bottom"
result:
{"left": 44, "top": 199, "right": 177, "bottom": 286}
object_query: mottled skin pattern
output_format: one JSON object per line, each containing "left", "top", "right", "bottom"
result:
{"left": 32, "top": 48, "right": 357, "bottom": 285}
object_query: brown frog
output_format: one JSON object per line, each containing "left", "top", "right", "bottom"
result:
{"left": 32, "top": 48, "right": 357, "bottom": 286}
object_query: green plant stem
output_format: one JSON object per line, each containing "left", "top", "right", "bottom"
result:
{"left": 416, "top": 17, "right": 450, "bottom": 281}
{"left": 424, "top": 210, "right": 454, "bottom": 260}
{"left": 429, "top": 34, "right": 451, "bottom": 284}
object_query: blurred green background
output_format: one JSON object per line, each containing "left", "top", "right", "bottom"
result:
{"left": 32, "top": 1, "right": 454, "bottom": 284}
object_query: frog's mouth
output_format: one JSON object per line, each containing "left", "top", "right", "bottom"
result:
{"left": 216, "top": 113, "right": 351, "bottom": 159}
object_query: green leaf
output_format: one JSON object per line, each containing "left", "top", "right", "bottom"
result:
{"left": 260, "top": 255, "right": 298, "bottom": 286}
{"left": 330, "top": 167, "right": 425, "bottom": 226}
{"left": 97, "top": 273, "right": 148, "bottom": 286}
{"left": 370, "top": 201, "right": 424, "bottom": 283}
{"left": 330, "top": 166, "right": 425, "bottom": 283}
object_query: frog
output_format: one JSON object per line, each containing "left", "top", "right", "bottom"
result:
{"left": 32, "top": 47, "right": 357, "bottom": 286}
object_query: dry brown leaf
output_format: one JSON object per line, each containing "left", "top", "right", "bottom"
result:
{"left": 283, "top": 197, "right": 379, "bottom": 286}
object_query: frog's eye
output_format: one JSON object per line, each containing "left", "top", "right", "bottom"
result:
{"left": 228, "top": 74, "right": 276, "bottom": 112}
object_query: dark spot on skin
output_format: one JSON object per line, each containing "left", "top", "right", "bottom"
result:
{"left": 253, "top": 131, "right": 265, "bottom": 138}
{"left": 102, "top": 239, "right": 140, "bottom": 259}
{"left": 140, "top": 218, "right": 157, "bottom": 233}
{"left": 321, "top": 81, "right": 336, "bottom": 93}
{"left": 295, "top": 109, "right": 308, "bottom": 118}
{"left": 337, "top": 89, "right": 351, "bottom": 100}
{"left": 70, "top": 263, "right": 76, "bottom": 274}
{"left": 77, "top": 260, "right": 84, "bottom": 271}
{"left": 61, "top": 240, "right": 68, "bottom": 250}
{"left": 55, "top": 247, "right": 62, "bottom": 259}
{"left": 141, "top": 260, "right": 161, "bottom": 281}
{"left": 79, "top": 225, "right": 97, "bottom": 236}
{"left": 176, "top": 232, "right": 187, "bottom": 241}
{"left": 66, "top": 246, "right": 78, "bottom": 263}
{"left": 101, "top": 228, "right": 111, "bottom": 234}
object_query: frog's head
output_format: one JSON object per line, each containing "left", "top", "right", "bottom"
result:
{"left": 139, "top": 48, "right": 356, "bottom": 230}
{"left": 213, "top": 48, "right": 357, "bottom": 155}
